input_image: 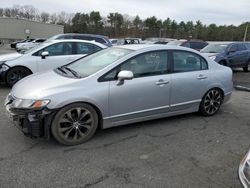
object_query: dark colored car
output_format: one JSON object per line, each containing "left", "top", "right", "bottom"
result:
{"left": 154, "top": 41, "right": 168, "bottom": 44}
{"left": 201, "top": 42, "right": 250, "bottom": 72}
{"left": 180, "top": 40, "right": 208, "bottom": 51}
{"left": 168, "top": 39, "right": 208, "bottom": 51}
{"left": 48, "top": 33, "right": 112, "bottom": 47}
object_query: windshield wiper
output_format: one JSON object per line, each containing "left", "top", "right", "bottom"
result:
{"left": 57, "top": 67, "right": 67, "bottom": 74}
{"left": 63, "top": 66, "right": 82, "bottom": 78}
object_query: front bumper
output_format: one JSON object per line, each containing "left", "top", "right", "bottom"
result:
{"left": 239, "top": 149, "right": 250, "bottom": 188}
{"left": 6, "top": 104, "right": 56, "bottom": 138}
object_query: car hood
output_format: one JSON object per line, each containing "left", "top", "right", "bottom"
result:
{"left": 0, "top": 53, "right": 22, "bottom": 62}
{"left": 11, "top": 70, "right": 83, "bottom": 100}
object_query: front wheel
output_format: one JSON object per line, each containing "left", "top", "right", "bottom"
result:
{"left": 199, "top": 89, "right": 223, "bottom": 116}
{"left": 51, "top": 103, "right": 98, "bottom": 146}
{"left": 5, "top": 67, "right": 32, "bottom": 87}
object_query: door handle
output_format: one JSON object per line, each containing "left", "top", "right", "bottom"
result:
{"left": 197, "top": 74, "right": 208, "bottom": 80}
{"left": 155, "top": 79, "right": 169, "bottom": 85}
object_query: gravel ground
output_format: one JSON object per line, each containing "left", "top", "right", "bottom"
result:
{"left": 0, "top": 48, "right": 250, "bottom": 188}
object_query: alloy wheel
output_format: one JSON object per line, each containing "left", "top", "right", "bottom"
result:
{"left": 58, "top": 107, "right": 93, "bottom": 141}
{"left": 203, "top": 89, "right": 222, "bottom": 115}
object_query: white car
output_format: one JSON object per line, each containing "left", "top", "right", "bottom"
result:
{"left": 16, "top": 38, "right": 46, "bottom": 52}
{"left": 0, "top": 39, "right": 107, "bottom": 86}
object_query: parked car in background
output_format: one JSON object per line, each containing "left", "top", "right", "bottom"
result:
{"left": 115, "top": 38, "right": 142, "bottom": 45}
{"left": 200, "top": 43, "right": 229, "bottom": 56}
{"left": 154, "top": 41, "right": 168, "bottom": 44}
{"left": 201, "top": 42, "right": 250, "bottom": 72}
{"left": 0, "top": 39, "right": 106, "bottom": 86}
{"left": 110, "top": 39, "right": 118, "bottom": 45}
{"left": 5, "top": 45, "right": 233, "bottom": 145}
{"left": 48, "top": 33, "right": 112, "bottom": 47}
{"left": 239, "top": 148, "right": 250, "bottom": 188}
{"left": 16, "top": 38, "right": 46, "bottom": 52}
{"left": 10, "top": 39, "right": 35, "bottom": 49}
{"left": 168, "top": 39, "right": 208, "bottom": 51}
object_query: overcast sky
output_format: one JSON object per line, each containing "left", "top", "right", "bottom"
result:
{"left": 1, "top": 0, "right": 249, "bottom": 25}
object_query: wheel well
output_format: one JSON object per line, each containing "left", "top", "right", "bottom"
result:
{"left": 6, "top": 66, "right": 33, "bottom": 76}
{"left": 207, "top": 87, "right": 224, "bottom": 100}
{"left": 4, "top": 66, "right": 33, "bottom": 83}
{"left": 84, "top": 102, "right": 104, "bottom": 130}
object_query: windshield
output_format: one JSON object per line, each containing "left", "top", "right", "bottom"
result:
{"left": 66, "top": 47, "right": 133, "bottom": 77}
{"left": 200, "top": 44, "right": 228, "bottom": 53}
{"left": 167, "top": 40, "right": 184, "bottom": 46}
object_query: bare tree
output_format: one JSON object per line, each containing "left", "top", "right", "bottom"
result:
{"left": 41, "top": 12, "right": 50, "bottom": 23}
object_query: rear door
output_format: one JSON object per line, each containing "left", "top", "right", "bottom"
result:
{"left": 170, "top": 50, "right": 209, "bottom": 112}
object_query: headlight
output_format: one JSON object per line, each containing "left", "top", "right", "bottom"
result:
{"left": 209, "top": 56, "right": 216, "bottom": 61}
{"left": 0, "top": 62, "right": 9, "bottom": 72}
{"left": 12, "top": 98, "right": 50, "bottom": 109}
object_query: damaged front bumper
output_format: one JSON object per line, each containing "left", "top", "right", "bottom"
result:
{"left": 5, "top": 102, "right": 56, "bottom": 139}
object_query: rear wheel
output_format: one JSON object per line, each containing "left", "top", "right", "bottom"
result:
{"left": 51, "top": 103, "right": 98, "bottom": 146}
{"left": 199, "top": 88, "right": 223, "bottom": 116}
{"left": 6, "top": 67, "right": 32, "bottom": 87}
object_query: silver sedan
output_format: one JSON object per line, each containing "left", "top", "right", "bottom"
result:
{"left": 5, "top": 45, "right": 233, "bottom": 145}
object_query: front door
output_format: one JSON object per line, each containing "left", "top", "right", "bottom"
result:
{"left": 107, "top": 51, "right": 171, "bottom": 125}
{"left": 36, "top": 42, "right": 83, "bottom": 72}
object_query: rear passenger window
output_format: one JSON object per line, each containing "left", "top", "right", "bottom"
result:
{"left": 94, "top": 38, "right": 106, "bottom": 44}
{"left": 173, "top": 51, "right": 208, "bottom": 72}
{"left": 238, "top": 44, "right": 247, "bottom": 51}
{"left": 76, "top": 43, "right": 101, "bottom": 54}
{"left": 182, "top": 42, "right": 190, "bottom": 48}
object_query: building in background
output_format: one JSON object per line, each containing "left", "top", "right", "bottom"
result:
{"left": 0, "top": 17, "right": 64, "bottom": 42}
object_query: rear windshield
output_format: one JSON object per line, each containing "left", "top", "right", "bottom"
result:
{"left": 200, "top": 44, "right": 228, "bottom": 53}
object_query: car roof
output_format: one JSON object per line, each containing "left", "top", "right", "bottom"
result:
{"left": 46, "top": 39, "right": 107, "bottom": 48}
{"left": 56, "top": 33, "right": 109, "bottom": 39}
{"left": 116, "top": 44, "right": 198, "bottom": 52}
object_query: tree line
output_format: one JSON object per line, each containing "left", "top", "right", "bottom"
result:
{"left": 0, "top": 5, "right": 249, "bottom": 41}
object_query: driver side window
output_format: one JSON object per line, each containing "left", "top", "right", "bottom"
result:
{"left": 120, "top": 51, "right": 168, "bottom": 78}
{"left": 102, "top": 51, "right": 168, "bottom": 81}
{"left": 35, "top": 42, "right": 73, "bottom": 56}
{"left": 229, "top": 44, "right": 237, "bottom": 52}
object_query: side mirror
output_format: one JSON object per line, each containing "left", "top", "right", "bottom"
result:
{"left": 41, "top": 51, "right": 49, "bottom": 59}
{"left": 117, "top": 70, "right": 133, "bottom": 85}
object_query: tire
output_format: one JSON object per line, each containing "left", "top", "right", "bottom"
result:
{"left": 243, "top": 63, "right": 249, "bottom": 72}
{"left": 199, "top": 88, "right": 223, "bottom": 116}
{"left": 51, "top": 103, "right": 98, "bottom": 146}
{"left": 6, "top": 67, "right": 32, "bottom": 87}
